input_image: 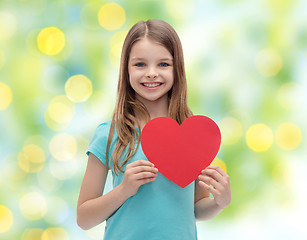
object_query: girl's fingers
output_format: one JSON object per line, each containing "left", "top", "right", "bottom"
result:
{"left": 131, "top": 165, "right": 158, "bottom": 174}
{"left": 198, "top": 175, "right": 222, "bottom": 191}
{"left": 198, "top": 181, "right": 218, "bottom": 195}
{"left": 201, "top": 166, "right": 230, "bottom": 187}
{"left": 135, "top": 171, "right": 157, "bottom": 180}
{"left": 139, "top": 177, "right": 156, "bottom": 185}
{"left": 127, "top": 160, "right": 158, "bottom": 176}
{"left": 203, "top": 165, "right": 228, "bottom": 178}
{"left": 128, "top": 160, "right": 154, "bottom": 168}
{"left": 201, "top": 168, "right": 224, "bottom": 183}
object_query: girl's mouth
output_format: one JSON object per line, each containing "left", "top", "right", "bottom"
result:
{"left": 141, "top": 82, "right": 163, "bottom": 89}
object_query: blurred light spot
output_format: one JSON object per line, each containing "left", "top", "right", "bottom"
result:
{"left": 277, "top": 82, "right": 301, "bottom": 110}
{"left": 49, "top": 133, "right": 77, "bottom": 161}
{"left": 83, "top": 90, "right": 112, "bottom": 120}
{"left": 18, "top": 144, "right": 45, "bottom": 173}
{"left": 239, "top": 155, "right": 262, "bottom": 190}
{"left": 0, "top": 205, "right": 13, "bottom": 233}
{"left": 24, "top": 135, "right": 49, "bottom": 152}
{"left": 246, "top": 124, "right": 274, "bottom": 152}
{"left": 65, "top": 74, "right": 93, "bottom": 103}
{"left": 219, "top": 27, "right": 236, "bottom": 48}
{"left": 211, "top": 157, "right": 227, "bottom": 174}
{"left": 37, "top": 26, "right": 66, "bottom": 55}
{"left": 42, "top": 65, "right": 69, "bottom": 94}
{"left": 266, "top": 0, "right": 295, "bottom": 14}
{"left": 19, "top": 0, "right": 46, "bottom": 15}
{"left": 255, "top": 49, "right": 282, "bottom": 77}
{"left": 218, "top": 117, "right": 243, "bottom": 145}
{"left": 49, "top": 159, "right": 78, "bottom": 180}
{"left": 19, "top": 192, "right": 47, "bottom": 220}
{"left": 0, "top": 11, "right": 17, "bottom": 41}
{"left": 44, "top": 113, "right": 68, "bottom": 131}
{"left": 272, "top": 161, "right": 291, "bottom": 188}
{"left": 37, "top": 167, "right": 62, "bottom": 192}
{"left": 75, "top": 135, "right": 90, "bottom": 158}
{"left": 48, "top": 97, "right": 75, "bottom": 123}
{"left": 27, "top": 27, "right": 71, "bottom": 60}
{"left": 44, "top": 197, "right": 69, "bottom": 224}
{"left": 0, "top": 48, "right": 5, "bottom": 69}
{"left": 166, "top": 0, "right": 195, "bottom": 19}
{"left": 0, "top": 82, "right": 12, "bottom": 110}
{"left": 45, "top": 95, "right": 75, "bottom": 131}
{"left": 80, "top": 2, "right": 102, "bottom": 30}
{"left": 42, "top": 228, "right": 69, "bottom": 240}
{"left": 13, "top": 54, "right": 42, "bottom": 82}
{"left": 2, "top": 153, "right": 27, "bottom": 186}
{"left": 276, "top": 122, "right": 302, "bottom": 150}
{"left": 109, "top": 30, "right": 128, "bottom": 68}
{"left": 21, "top": 228, "right": 44, "bottom": 240}
{"left": 98, "top": 3, "right": 125, "bottom": 30}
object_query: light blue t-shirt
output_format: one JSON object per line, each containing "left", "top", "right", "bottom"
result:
{"left": 86, "top": 121, "right": 198, "bottom": 240}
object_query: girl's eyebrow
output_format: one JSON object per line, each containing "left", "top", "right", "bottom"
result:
{"left": 130, "top": 57, "right": 173, "bottom": 61}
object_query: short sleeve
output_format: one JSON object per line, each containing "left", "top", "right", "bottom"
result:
{"left": 86, "top": 122, "right": 111, "bottom": 168}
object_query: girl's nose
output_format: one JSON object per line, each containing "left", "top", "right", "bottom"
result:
{"left": 146, "top": 67, "right": 158, "bottom": 79}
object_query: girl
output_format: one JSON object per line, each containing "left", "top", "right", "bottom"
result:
{"left": 77, "top": 19, "right": 231, "bottom": 239}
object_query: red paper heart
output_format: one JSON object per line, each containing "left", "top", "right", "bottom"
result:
{"left": 141, "top": 115, "right": 221, "bottom": 188}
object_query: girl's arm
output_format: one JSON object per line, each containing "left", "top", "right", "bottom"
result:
{"left": 77, "top": 153, "right": 158, "bottom": 230}
{"left": 194, "top": 165, "right": 231, "bottom": 221}
{"left": 77, "top": 153, "right": 126, "bottom": 230}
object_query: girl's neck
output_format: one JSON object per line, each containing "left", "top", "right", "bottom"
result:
{"left": 146, "top": 101, "right": 169, "bottom": 119}
{"left": 135, "top": 96, "right": 169, "bottom": 130}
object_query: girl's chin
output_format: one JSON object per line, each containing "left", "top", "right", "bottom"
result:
{"left": 135, "top": 93, "right": 169, "bottom": 104}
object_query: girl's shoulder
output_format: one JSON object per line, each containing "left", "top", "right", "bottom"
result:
{"left": 97, "top": 120, "right": 112, "bottom": 129}
{"left": 86, "top": 120, "right": 114, "bottom": 167}
{"left": 94, "top": 120, "right": 113, "bottom": 137}
{"left": 87, "top": 120, "right": 115, "bottom": 151}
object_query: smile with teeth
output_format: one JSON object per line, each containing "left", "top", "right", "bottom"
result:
{"left": 141, "top": 82, "right": 163, "bottom": 88}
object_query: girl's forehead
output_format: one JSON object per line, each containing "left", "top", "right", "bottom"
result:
{"left": 129, "top": 38, "right": 172, "bottom": 60}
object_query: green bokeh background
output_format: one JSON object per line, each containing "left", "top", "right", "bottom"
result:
{"left": 1, "top": 0, "right": 307, "bottom": 239}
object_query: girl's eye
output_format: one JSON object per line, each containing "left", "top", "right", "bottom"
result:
{"left": 160, "top": 62, "right": 169, "bottom": 67}
{"left": 136, "top": 63, "right": 145, "bottom": 67}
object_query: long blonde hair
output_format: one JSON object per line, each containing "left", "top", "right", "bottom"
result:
{"left": 106, "top": 19, "right": 193, "bottom": 175}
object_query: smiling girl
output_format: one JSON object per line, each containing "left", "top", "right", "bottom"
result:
{"left": 77, "top": 19, "right": 231, "bottom": 240}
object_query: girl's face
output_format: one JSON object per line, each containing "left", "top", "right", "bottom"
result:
{"left": 128, "top": 38, "right": 174, "bottom": 105}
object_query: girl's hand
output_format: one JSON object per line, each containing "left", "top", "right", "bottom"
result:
{"left": 120, "top": 160, "right": 158, "bottom": 198}
{"left": 198, "top": 165, "right": 231, "bottom": 209}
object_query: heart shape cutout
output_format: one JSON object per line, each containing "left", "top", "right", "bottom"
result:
{"left": 141, "top": 115, "right": 221, "bottom": 188}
